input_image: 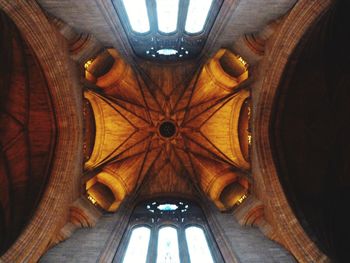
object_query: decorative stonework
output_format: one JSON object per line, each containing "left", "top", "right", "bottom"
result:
{"left": 50, "top": 16, "right": 103, "bottom": 64}
{"left": 0, "top": 0, "right": 326, "bottom": 261}
{"left": 158, "top": 120, "right": 177, "bottom": 139}
{"left": 83, "top": 48, "right": 251, "bottom": 212}
{"left": 0, "top": 1, "right": 83, "bottom": 262}
{"left": 253, "top": 0, "right": 333, "bottom": 262}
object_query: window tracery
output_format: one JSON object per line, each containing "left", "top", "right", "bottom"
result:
{"left": 115, "top": 199, "right": 223, "bottom": 263}
{"left": 112, "top": 0, "right": 222, "bottom": 61}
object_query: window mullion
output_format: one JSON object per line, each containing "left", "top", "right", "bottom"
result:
{"left": 178, "top": 224, "right": 191, "bottom": 263}
{"left": 201, "top": 224, "right": 224, "bottom": 263}
{"left": 116, "top": 199, "right": 224, "bottom": 263}
{"left": 177, "top": 0, "right": 189, "bottom": 35}
{"left": 146, "top": 224, "right": 158, "bottom": 263}
{"left": 147, "top": 0, "right": 158, "bottom": 35}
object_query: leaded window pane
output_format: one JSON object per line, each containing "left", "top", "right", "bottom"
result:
{"left": 121, "top": 0, "right": 150, "bottom": 33}
{"left": 185, "top": 0, "right": 213, "bottom": 33}
{"left": 122, "top": 226, "right": 150, "bottom": 263}
{"left": 157, "top": 226, "right": 180, "bottom": 263}
{"left": 156, "top": 0, "right": 179, "bottom": 33}
{"left": 185, "top": 226, "right": 214, "bottom": 263}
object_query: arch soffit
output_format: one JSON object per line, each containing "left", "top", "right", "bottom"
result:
{"left": 0, "top": 1, "right": 82, "bottom": 262}
{"left": 253, "top": 0, "right": 333, "bottom": 262}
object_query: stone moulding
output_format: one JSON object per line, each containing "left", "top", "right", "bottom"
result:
{"left": 253, "top": 0, "right": 333, "bottom": 262}
{"left": 0, "top": 1, "right": 83, "bottom": 262}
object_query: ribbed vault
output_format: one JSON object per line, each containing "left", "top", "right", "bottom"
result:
{"left": 0, "top": 0, "right": 339, "bottom": 262}
{"left": 83, "top": 48, "right": 251, "bottom": 212}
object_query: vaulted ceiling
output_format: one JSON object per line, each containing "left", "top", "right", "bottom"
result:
{"left": 82, "top": 47, "right": 250, "bottom": 212}
{"left": 2, "top": 0, "right": 349, "bottom": 263}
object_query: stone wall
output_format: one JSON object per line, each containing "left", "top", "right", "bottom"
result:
{"left": 41, "top": 198, "right": 295, "bottom": 263}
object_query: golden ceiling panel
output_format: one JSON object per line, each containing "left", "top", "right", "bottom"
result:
{"left": 84, "top": 91, "right": 137, "bottom": 169}
{"left": 200, "top": 90, "right": 250, "bottom": 170}
{"left": 86, "top": 49, "right": 128, "bottom": 89}
{"left": 190, "top": 49, "right": 248, "bottom": 107}
{"left": 86, "top": 172, "right": 125, "bottom": 212}
{"left": 140, "top": 159, "right": 195, "bottom": 196}
{"left": 83, "top": 48, "right": 251, "bottom": 211}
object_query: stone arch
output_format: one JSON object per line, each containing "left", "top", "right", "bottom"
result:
{"left": 0, "top": 1, "right": 82, "bottom": 262}
{"left": 253, "top": 0, "right": 333, "bottom": 262}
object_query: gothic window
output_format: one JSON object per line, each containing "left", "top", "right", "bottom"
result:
{"left": 112, "top": 0, "right": 223, "bottom": 61}
{"left": 115, "top": 199, "right": 223, "bottom": 263}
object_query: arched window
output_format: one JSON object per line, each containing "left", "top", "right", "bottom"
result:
{"left": 112, "top": 0, "right": 223, "bottom": 61}
{"left": 115, "top": 198, "right": 223, "bottom": 263}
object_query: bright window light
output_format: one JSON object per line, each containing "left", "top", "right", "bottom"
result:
{"left": 185, "top": 226, "right": 214, "bottom": 263}
{"left": 185, "top": 0, "right": 213, "bottom": 34}
{"left": 156, "top": 49, "right": 178, "bottom": 56}
{"left": 157, "top": 227, "right": 180, "bottom": 263}
{"left": 122, "top": 0, "right": 150, "bottom": 33}
{"left": 156, "top": 0, "right": 179, "bottom": 33}
{"left": 123, "top": 227, "right": 150, "bottom": 263}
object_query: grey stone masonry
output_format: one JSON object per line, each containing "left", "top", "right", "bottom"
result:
{"left": 40, "top": 211, "right": 123, "bottom": 263}
{"left": 209, "top": 207, "right": 296, "bottom": 263}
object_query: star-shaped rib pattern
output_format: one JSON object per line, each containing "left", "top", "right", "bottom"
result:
{"left": 84, "top": 48, "right": 250, "bottom": 211}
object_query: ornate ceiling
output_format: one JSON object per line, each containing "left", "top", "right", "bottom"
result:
{"left": 83, "top": 48, "right": 251, "bottom": 212}
{"left": 1, "top": 1, "right": 343, "bottom": 262}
